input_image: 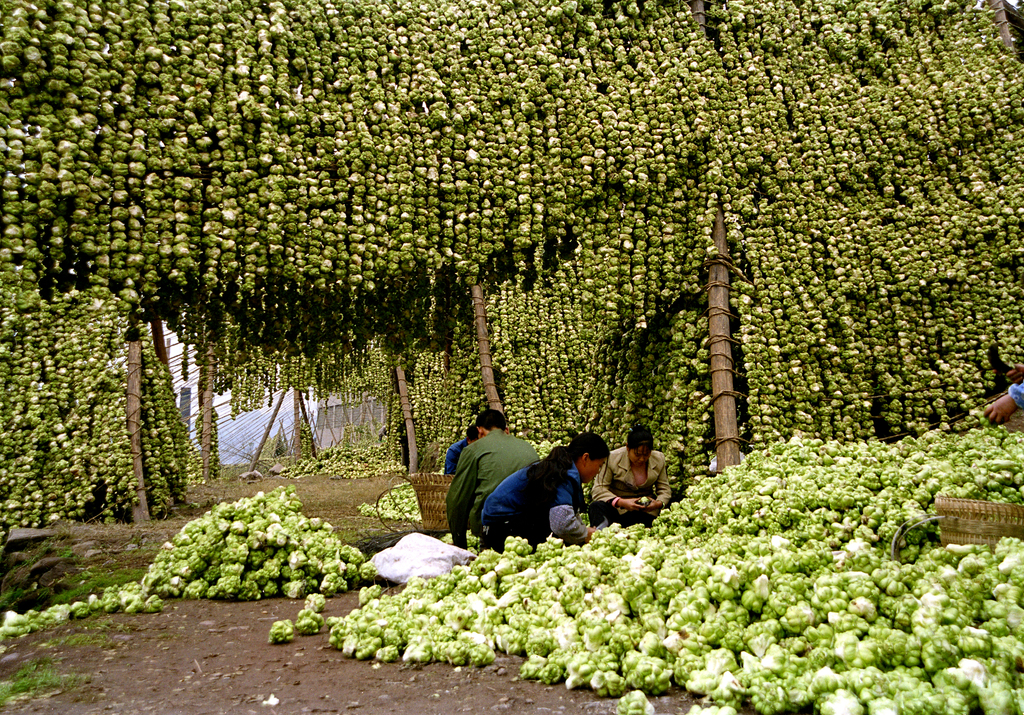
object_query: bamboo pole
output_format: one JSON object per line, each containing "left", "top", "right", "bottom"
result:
{"left": 470, "top": 284, "right": 503, "bottom": 412}
{"left": 292, "top": 389, "right": 303, "bottom": 459}
{"left": 298, "top": 392, "right": 318, "bottom": 458}
{"left": 150, "top": 320, "right": 169, "bottom": 366}
{"left": 249, "top": 390, "right": 287, "bottom": 472}
{"left": 395, "top": 366, "right": 418, "bottom": 473}
{"left": 200, "top": 346, "right": 215, "bottom": 482}
{"left": 690, "top": 0, "right": 706, "bottom": 33}
{"left": 127, "top": 339, "right": 150, "bottom": 522}
{"left": 709, "top": 207, "right": 741, "bottom": 471}
{"left": 989, "top": 0, "right": 1016, "bottom": 52}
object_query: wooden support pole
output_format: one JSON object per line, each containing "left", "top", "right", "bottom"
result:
{"left": 292, "top": 389, "right": 302, "bottom": 459}
{"left": 127, "top": 339, "right": 150, "bottom": 522}
{"left": 689, "top": 0, "right": 706, "bottom": 33}
{"left": 250, "top": 390, "right": 286, "bottom": 472}
{"left": 709, "top": 207, "right": 741, "bottom": 472}
{"left": 471, "top": 284, "right": 503, "bottom": 412}
{"left": 395, "top": 366, "right": 418, "bottom": 473}
{"left": 200, "top": 346, "right": 215, "bottom": 482}
{"left": 298, "top": 392, "right": 318, "bottom": 458}
{"left": 989, "top": 0, "right": 1016, "bottom": 53}
{"left": 150, "top": 320, "right": 169, "bottom": 366}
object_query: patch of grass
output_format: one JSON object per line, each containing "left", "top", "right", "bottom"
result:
{"left": 0, "top": 586, "right": 34, "bottom": 614}
{"left": 51, "top": 566, "right": 148, "bottom": 607}
{"left": 45, "top": 632, "right": 113, "bottom": 648}
{"left": 0, "top": 658, "right": 86, "bottom": 707}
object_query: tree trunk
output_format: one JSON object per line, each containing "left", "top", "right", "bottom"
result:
{"left": 250, "top": 390, "right": 287, "bottom": 472}
{"left": 395, "top": 366, "right": 418, "bottom": 473}
{"left": 200, "top": 346, "right": 216, "bottom": 482}
{"left": 709, "top": 207, "right": 741, "bottom": 472}
{"left": 470, "top": 284, "right": 503, "bottom": 412}
{"left": 127, "top": 340, "right": 150, "bottom": 522}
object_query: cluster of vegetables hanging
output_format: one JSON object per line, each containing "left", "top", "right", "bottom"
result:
{"left": 1, "top": 0, "right": 1023, "bottom": 526}
{"left": 329, "top": 425, "right": 1024, "bottom": 713}
{"left": 0, "top": 287, "right": 194, "bottom": 542}
{"left": 717, "top": 0, "right": 1024, "bottom": 446}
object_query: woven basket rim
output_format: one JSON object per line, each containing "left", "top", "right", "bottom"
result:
{"left": 935, "top": 495, "right": 1024, "bottom": 520}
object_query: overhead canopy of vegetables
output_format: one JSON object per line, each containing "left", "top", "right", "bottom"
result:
{"left": 2, "top": 0, "right": 1023, "bottom": 492}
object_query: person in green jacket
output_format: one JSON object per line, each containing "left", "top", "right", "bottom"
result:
{"left": 445, "top": 409, "right": 539, "bottom": 549}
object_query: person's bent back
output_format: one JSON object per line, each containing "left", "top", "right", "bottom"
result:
{"left": 445, "top": 410, "right": 539, "bottom": 549}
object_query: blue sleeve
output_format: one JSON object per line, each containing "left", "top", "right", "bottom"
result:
{"left": 552, "top": 478, "right": 577, "bottom": 509}
{"left": 444, "top": 439, "right": 466, "bottom": 475}
{"left": 1010, "top": 383, "right": 1024, "bottom": 410}
{"left": 444, "top": 448, "right": 458, "bottom": 476}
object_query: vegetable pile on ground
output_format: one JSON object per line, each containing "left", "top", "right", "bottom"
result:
{"left": 357, "top": 482, "right": 421, "bottom": 523}
{"left": 140, "top": 486, "right": 375, "bottom": 600}
{"left": 0, "top": 581, "right": 162, "bottom": 640}
{"left": 330, "top": 425, "right": 1024, "bottom": 714}
{"left": 285, "top": 443, "right": 405, "bottom": 480}
{"left": 1, "top": 487, "right": 375, "bottom": 642}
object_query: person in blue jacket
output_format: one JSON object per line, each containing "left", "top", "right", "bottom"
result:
{"left": 481, "top": 432, "right": 609, "bottom": 553}
{"left": 444, "top": 425, "right": 479, "bottom": 475}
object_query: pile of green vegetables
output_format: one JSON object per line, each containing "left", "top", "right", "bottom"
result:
{"left": 330, "top": 425, "right": 1024, "bottom": 714}
{"left": 141, "top": 486, "right": 376, "bottom": 600}
{"left": 284, "top": 442, "right": 405, "bottom": 480}
{"left": 2, "top": 486, "right": 374, "bottom": 642}
{"left": 0, "top": 581, "right": 163, "bottom": 641}
{"left": 357, "top": 482, "right": 420, "bottom": 523}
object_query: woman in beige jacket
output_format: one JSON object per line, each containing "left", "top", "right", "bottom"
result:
{"left": 588, "top": 425, "right": 671, "bottom": 529}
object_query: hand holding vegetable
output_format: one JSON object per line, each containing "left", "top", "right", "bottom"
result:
{"left": 1009, "top": 364, "right": 1024, "bottom": 384}
{"left": 985, "top": 394, "right": 1019, "bottom": 425}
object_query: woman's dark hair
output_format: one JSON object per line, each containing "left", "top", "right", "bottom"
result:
{"left": 466, "top": 425, "right": 479, "bottom": 441}
{"left": 627, "top": 424, "right": 654, "bottom": 451}
{"left": 526, "top": 432, "right": 610, "bottom": 502}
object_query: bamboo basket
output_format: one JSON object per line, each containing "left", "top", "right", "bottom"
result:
{"left": 934, "top": 496, "right": 1024, "bottom": 548}
{"left": 407, "top": 472, "right": 453, "bottom": 531}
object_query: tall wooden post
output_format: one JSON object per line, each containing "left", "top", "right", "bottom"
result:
{"left": 989, "top": 0, "right": 1016, "bottom": 52}
{"left": 126, "top": 339, "right": 150, "bottom": 522}
{"left": 292, "top": 389, "right": 303, "bottom": 459}
{"left": 150, "top": 320, "right": 169, "bottom": 366}
{"left": 200, "top": 346, "right": 215, "bottom": 482}
{"left": 298, "top": 392, "right": 318, "bottom": 458}
{"left": 709, "top": 208, "right": 741, "bottom": 471}
{"left": 690, "top": 0, "right": 706, "bottom": 32}
{"left": 395, "top": 366, "right": 418, "bottom": 473}
{"left": 250, "top": 390, "right": 286, "bottom": 472}
{"left": 471, "top": 284, "right": 503, "bottom": 412}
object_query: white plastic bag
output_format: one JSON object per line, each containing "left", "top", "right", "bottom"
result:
{"left": 370, "top": 532, "right": 475, "bottom": 584}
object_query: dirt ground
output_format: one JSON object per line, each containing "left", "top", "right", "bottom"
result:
{"left": 0, "top": 474, "right": 706, "bottom": 715}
